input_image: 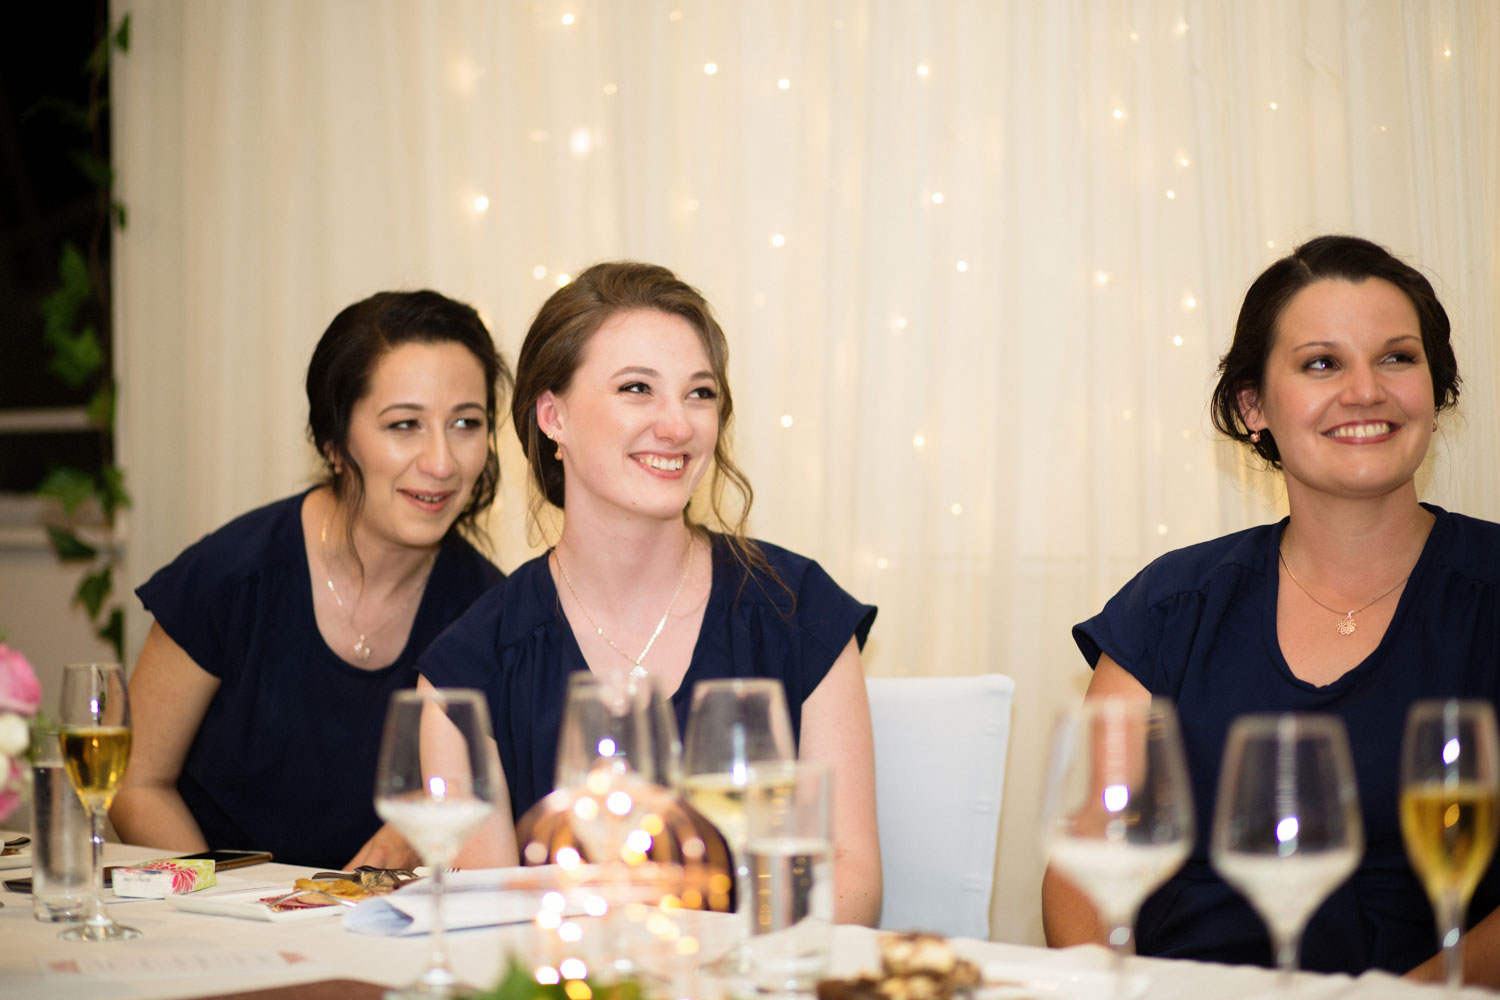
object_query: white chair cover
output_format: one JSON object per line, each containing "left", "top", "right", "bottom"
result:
{"left": 866, "top": 673, "right": 1016, "bottom": 939}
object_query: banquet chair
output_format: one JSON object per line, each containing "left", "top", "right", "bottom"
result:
{"left": 866, "top": 673, "right": 1015, "bottom": 940}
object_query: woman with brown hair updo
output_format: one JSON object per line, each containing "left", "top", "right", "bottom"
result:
{"left": 111, "top": 291, "right": 510, "bottom": 870}
{"left": 1044, "top": 236, "right": 1500, "bottom": 987}
{"left": 418, "top": 261, "right": 882, "bottom": 926}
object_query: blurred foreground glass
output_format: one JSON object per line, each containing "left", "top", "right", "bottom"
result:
{"left": 1040, "top": 697, "right": 1193, "bottom": 996}
{"left": 375, "top": 688, "right": 499, "bottom": 999}
{"left": 57, "top": 662, "right": 139, "bottom": 942}
{"left": 30, "top": 723, "right": 91, "bottom": 922}
{"left": 1212, "top": 713, "right": 1362, "bottom": 986}
{"left": 745, "top": 761, "right": 833, "bottom": 996}
{"left": 1400, "top": 699, "right": 1500, "bottom": 994}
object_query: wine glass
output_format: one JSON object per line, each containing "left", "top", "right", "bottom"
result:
{"left": 374, "top": 688, "right": 499, "bottom": 999}
{"left": 1040, "top": 697, "right": 1193, "bottom": 994}
{"left": 57, "top": 661, "right": 140, "bottom": 942}
{"left": 1399, "top": 699, "right": 1500, "bottom": 993}
{"left": 681, "top": 679, "right": 796, "bottom": 964}
{"left": 1211, "top": 713, "right": 1363, "bottom": 986}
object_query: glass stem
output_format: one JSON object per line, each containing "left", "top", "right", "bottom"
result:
{"left": 84, "top": 805, "right": 109, "bottom": 932}
{"left": 1272, "top": 930, "right": 1300, "bottom": 989}
{"left": 1434, "top": 891, "right": 1464, "bottom": 992}
{"left": 1105, "top": 916, "right": 1133, "bottom": 999}
{"left": 422, "top": 862, "right": 451, "bottom": 986}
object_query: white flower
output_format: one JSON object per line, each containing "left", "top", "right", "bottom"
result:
{"left": 0, "top": 711, "right": 29, "bottom": 757}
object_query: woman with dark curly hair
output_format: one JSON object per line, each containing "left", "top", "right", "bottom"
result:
{"left": 1044, "top": 235, "right": 1500, "bottom": 987}
{"left": 112, "top": 290, "right": 511, "bottom": 870}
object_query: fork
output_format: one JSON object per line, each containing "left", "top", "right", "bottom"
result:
{"left": 259, "top": 885, "right": 361, "bottom": 910}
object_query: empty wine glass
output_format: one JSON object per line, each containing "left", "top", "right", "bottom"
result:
{"left": 1400, "top": 699, "right": 1500, "bottom": 993}
{"left": 1040, "top": 697, "right": 1193, "bottom": 994}
{"left": 374, "top": 688, "right": 499, "bottom": 998}
{"left": 1211, "top": 713, "right": 1363, "bottom": 986}
{"left": 57, "top": 662, "right": 140, "bottom": 942}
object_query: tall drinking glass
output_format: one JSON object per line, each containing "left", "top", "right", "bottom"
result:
{"left": 1399, "top": 699, "right": 1500, "bottom": 993}
{"left": 374, "top": 688, "right": 499, "bottom": 998}
{"left": 1040, "top": 697, "right": 1193, "bottom": 994}
{"left": 56, "top": 661, "right": 139, "bottom": 941}
{"left": 681, "top": 678, "right": 796, "bottom": 965}
{"left": 1211, "top": 713, "right": 1363, "bottom": 986}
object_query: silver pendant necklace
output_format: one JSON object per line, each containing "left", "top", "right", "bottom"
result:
{"left": 321, "top": 514, "right": 431, "bottom": 662}
{"left": 555, "top": 537, "right": 694, "bottom": 680}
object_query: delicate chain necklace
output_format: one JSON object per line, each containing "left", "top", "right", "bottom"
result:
{"left": 555, "top": 537, "right": 694, "bottom": 680}
{"left": 1277, "top": 548, "right": 1410, "bottom": 637}
{"left": 321, "top": 514, "right": 433, "bottom": 662}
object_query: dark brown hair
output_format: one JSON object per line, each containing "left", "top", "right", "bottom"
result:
{"left": 306, "top": 289, "right": 513, "bottom": 554}
{"left": 512, "top": 261, "right": 768, "bottom": 574}
{"left": 1210, "top": 234, "right": 1460, "bottom": 467}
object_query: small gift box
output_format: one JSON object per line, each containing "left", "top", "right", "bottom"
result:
{"left": 112, "top": 858, "right": 218, "bottom": 898}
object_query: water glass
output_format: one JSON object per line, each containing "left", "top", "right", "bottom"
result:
{"left": 744, "top": 762, "right": 833, "bottom": 995}
{"left": 30, "top": 726, "right": 92, "bottom": 922}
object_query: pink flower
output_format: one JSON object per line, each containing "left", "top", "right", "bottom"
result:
{"left": 0, "top": 758, "right": 21, "bottom": 823}
{"left": 0, "top": 644, "right": 42, "bottom": 715}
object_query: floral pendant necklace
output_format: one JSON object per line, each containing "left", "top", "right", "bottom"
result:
{"left": 1277, "top": 548, "right": 1409, "bottom": 637}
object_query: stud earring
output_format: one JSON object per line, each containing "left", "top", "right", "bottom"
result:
{"left": 1432, "top": 420, "right": 1439, "bottom": 432}
{"left": 1249, "top": 430, "right": 1261, "bottom": 444}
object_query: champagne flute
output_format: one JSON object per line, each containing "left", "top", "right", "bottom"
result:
{"left": 1211, "top": 713, "right": 1363, "bottom": 986}
{"left": 57, "top": 661, "right": 139, "bottom": 942}
{"left": 374, "top": 688, "right": 499, "bottom": 999}
{"left": 1040, "top": 697, "right": 1193, "bottom": 994}
{"left": 1399, "top": 699, "right": 1500, "bottom": 993}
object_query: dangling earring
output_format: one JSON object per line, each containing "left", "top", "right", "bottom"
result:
{"left": 547, "top": 432, "right": 562, "bottom": 461}
{"left": 1249, "top": 430, "right": 1261, "bottom": 444}
{"left": 1432, "top": 420, "right": 1439, "bottom": 432}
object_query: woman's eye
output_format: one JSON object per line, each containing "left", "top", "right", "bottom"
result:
{"left": 1382, "top": 351, "right": 1418, "bottom": 365}
{"left": 619, "top": 381, "right": 650, "bottom": 394}
{"left": 453, "top": 417, "right": 486, "bottom": 430}
{"left": 688, "top": 386, "right": 718, "bottom": 400}
{"left": 1302, "top": 357, "right": 1335, "bottom": 372}
{"left": 388, "top": 419, "right": 420, "bottom": 431}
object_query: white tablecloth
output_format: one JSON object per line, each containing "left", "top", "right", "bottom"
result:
{"left": 0, "top": 838, "right": 1489, "bottom": 999}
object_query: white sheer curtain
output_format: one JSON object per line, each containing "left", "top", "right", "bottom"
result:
{"left": 112, "top": 0, "right": 1500, "bottom": 944}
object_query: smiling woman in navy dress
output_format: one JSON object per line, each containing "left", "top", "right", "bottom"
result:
{"left": 1043, "top": 236, "right": 1500, "bottom": 988}
{"left": 110, "top": 291, "right": 510, "bottom": 870}
{"left": 416, "top": 261, "right": 881, "bottom": 925}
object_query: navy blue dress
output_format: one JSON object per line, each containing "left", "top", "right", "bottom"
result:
{"left": 1073, "top": 504, "right": 1500, "bottom": 975}
{"left": 419, "top": 534, "right": 877, "bottom": 822}
{"left": 136, "top": 491, "right": 504, "bottom": 868}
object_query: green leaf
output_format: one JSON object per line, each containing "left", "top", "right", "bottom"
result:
{"left": 100, "top": 465, "right": 131, "bottom": 518}
{"left": 113, "top": 200, "right": 128, "bottom": 229}
{"left": 98, "top": 609, "right": 125, "bottom": 661}
{"left": 115, "top": 14, "right": 131, "bottom": 53}
{"left": 85, "top": 32, "right": 110, "bottom": 76}
{"left": 76, "top": 567, "right": 112, "bottom": 618}
{"left": 69, "top": 149, "right": 115, "bottom": 189}
{"left": 21, "top": 96, "right": 90, "bottom": 132}
{"left": 46, "top": 526, "right": 98, "bottom": 561}
{"left": 39, "top": 467, "right": 96, "bottom": 512}
{"left": 46, "top": 324, "right": 104, "bottom": 386}
{"left": 87, "top": 383, "right": 115, "bottom": 430}
{"left": 41, "top": 243, "right": 92, "bottom": 349}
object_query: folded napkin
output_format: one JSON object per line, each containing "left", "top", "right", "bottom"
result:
{"left": 343, "top": 866, "right": 576, "bottom": 937}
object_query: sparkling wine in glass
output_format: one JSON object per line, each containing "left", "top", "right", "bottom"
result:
{"left": 1041, "top": 697, "right": 1193, "bottom": 994}
{"left": 1399, "top": 699, "right": 1500, "bottom": 993}
{"left": 374, "top": 688, "right": 499, "bottom": 999}
{"left": 57, "top": 661, "right": 140, "bottom": 942}
{"left": 1211, "top": 713, "right": 1363, "bottom": 986}
{"left": 681, "top": 678, "right": 796, "bottom": 968}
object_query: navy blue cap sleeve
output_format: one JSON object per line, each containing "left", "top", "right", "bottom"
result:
{"left": 135, "top": 494, "right": 305, "bottom": 678}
